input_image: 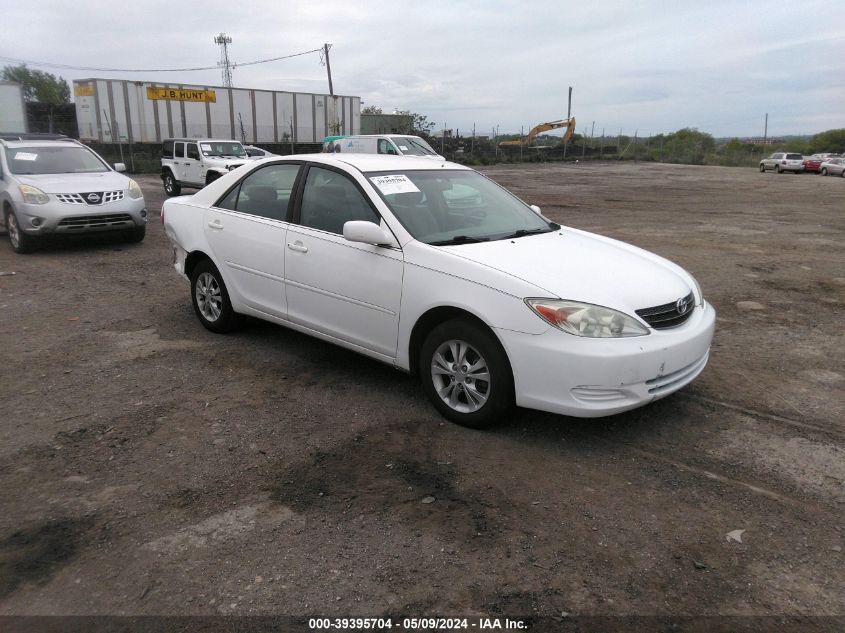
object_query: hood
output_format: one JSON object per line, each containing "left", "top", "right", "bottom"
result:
{"left": 16, "top": 171, "right": 130, "bottom": 194}
{"left": 441, "top": 229, "right": 692, "bottom": 313}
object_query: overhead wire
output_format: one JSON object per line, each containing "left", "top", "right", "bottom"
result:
{"left": 0, "top": 48, "right": 323, "bottom": 73}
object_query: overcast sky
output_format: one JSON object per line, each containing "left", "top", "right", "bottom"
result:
{"left": 2, "top": 0, "right": 843, "bottom": 138}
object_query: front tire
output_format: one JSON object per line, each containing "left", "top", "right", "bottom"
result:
{"left": 419, "top": 319, "right": 514, "bottom": 429}
{"left": 759, "top": 164, "right": 765, "bottom": 172}
{"left": 5, "top": 209, "right": 36, "bottom": 254}
{"left": 125, "top": 225, "right": 146, "bottom": 243}
{"left": 163, "top": 172, "right": 181, "bottom": 196}
{"left": 821, "top": 168, "right": 828, "bottom": 176}
{"left": 776, "top": 165, "right": 782, "bottom": 173}
{"left": 190, "top": 259, "right": 243, "bottom": 333}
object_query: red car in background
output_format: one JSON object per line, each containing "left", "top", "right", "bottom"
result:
{"left": 802, "top": 155, "right": 823, "bottom": 173}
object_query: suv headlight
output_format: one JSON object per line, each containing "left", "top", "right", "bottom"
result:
{"left": 526, "top": 299, "right": 649, "bottom": 338}
{"left": 127, "top": 179, "right": 143, "bottom": 199}
{"left": 19, "top": 184, "right": 50, "bottom": 205}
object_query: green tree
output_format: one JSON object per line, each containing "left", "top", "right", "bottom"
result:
{"left": 362, "top": 105, "right": 383, "bottom": 114}
{"left": 661, "top": 128, "right": 715, "bottom": 165}
{"left": 395, "top": 110, "right": 435, "bottom": 135}
{"left": 1, "top": 64, "right": 70, "bottom": 105}
{"left": 806, "top": 129, "right": 845, "bottom": 154}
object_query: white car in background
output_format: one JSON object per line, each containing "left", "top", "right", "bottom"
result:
{"left": 819, "top": 157, "right": 845, "bottom": 177}
{"left": 162, "top": 154, "right": 715, "bottom": 428}
{"left": 759, "top": 152, "right": 803, "bottom": 173}
{"left": 243, "top": 145, "right": 278, "bottom": 160}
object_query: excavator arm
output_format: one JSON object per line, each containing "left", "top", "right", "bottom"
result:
{"left": 499, "top": 116, "right": 576, "bottom": 148}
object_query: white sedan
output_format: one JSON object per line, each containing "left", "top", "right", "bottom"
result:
{"left": 162, "top": 154, "right": 715, "bottom": 428}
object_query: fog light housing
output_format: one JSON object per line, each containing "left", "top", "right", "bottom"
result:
{"left": 141, "top": 209, "right": 147, "bottom": 218}
{"left": 30, "top": 217, "right": 42, "bottom": 227}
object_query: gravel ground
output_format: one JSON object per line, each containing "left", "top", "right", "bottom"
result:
{"left": 0, "top": 162, "right": 843, "bottom": 624}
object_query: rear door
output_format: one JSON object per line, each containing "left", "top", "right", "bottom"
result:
{"left": 203, "top": 162, "right": 302, "bottom": 317}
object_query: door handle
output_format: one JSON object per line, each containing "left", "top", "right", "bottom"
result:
{"left": 287, "top": 242, "right": 308, "bottom": 253}
{"left": 208, "top": 219, "right": 223, "bottom": 230}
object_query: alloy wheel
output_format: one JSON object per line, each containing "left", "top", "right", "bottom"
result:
{"left": 430, "top": 339, "right": 491, "bottom": 413}
{"left": 195, "top": 272, "right": 223, "bottom": 322}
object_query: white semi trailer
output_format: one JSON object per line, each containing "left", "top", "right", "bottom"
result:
{"left": 73, "top": 78, "right": 360, "bottom": 145}
{"left": 0, "top": 81, "right": 27, "bottom": 134}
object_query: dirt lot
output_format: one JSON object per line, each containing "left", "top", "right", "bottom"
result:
{"left": 0, "top": 162, "right": 843, "bottom": 624}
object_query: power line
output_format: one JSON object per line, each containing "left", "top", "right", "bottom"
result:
{"left": 0, "top": 47, "right": 323, "bottom": 74}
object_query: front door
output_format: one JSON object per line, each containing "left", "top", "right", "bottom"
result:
{"left": 185, "top": 142, "right": 203, "bottom": 185}
{"left": 284, "top": 164, "right": 403, "bottom": 358}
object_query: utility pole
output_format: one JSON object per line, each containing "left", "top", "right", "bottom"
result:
{"left": 582, "top": 128, "right": 586, "bottom": 159}
{"left": 563, "top": 86, "right": 572, "bottom": 158}
{"left": 763, "top": 112, "right": 768, "bottom": 144}
{"left": 520, "top": 125, "right": 524, "bottom": 161}
{"left": 600, "top": 128, "right": 605, "bottom": 158}
{"left": 322, "top": 43, "right": 334, "bottom": 96}
{"left": 471, "top": 123, "right": 475, "bottom": 157}
{"left": 214, "top": 33, "right": 234, "bottom": 87}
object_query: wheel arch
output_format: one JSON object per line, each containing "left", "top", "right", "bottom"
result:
{"left": 184, "top": 249, "right": 212, "bottom": 279}
{"left": 408, "top": 306, "right": 509, "bottom": 377}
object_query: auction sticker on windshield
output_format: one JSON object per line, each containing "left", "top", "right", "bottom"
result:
{"left": 370, "top": 174, "right": 420, "bottom": 195}
{"left": 14, "top": 152, "right": 38, "bottom": 161}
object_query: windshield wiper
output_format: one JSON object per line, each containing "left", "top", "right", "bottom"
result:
{"left": 497, "top": 227, "right": 554, "bottom": 240}
{"left": 429, "top": 235, "right": 490, "bottom": 246}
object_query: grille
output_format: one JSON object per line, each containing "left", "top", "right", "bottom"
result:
{"left": 636, "top": 291, "right": 695, "bottom": 329}
{"left": 57, "top": 214, "right": 133, "bottom": 229}
{"left": 56, "top": 190, "right": 124, "bottom": 205}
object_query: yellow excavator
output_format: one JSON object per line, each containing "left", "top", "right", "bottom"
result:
{"left": 498, "top": 117, "right": 576, "bottom": 148}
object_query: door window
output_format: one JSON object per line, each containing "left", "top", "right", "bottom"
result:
{"left": 214, "top": 164, "right": 300, "bottom": 221}
{"left": 175, "top": 142, "right": 186, "bottom": 158}
{"left": 186, "top": 143, "right": 200, "bottom": 160}
{"left": 377, "top": 139, "right": 397, "bottom": 155}
{"left": 298, "top": 166, "right": 380, "bottom": 234}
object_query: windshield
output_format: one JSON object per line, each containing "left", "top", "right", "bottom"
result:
{"left": 392, "top": 137, "right": 438, "bottom": 156}
{"left": 367, "top": 170, "right": 553, "bottom": 244}
{"left": 5, "top": 146, "right": 108, "bottom": 175}
{"left": 200, "top": 142, "right": 246, "bottom": 158}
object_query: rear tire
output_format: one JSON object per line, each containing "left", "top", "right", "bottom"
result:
{"left": 163, "top": 172, "right": 181, "bottom": 196}
{"left": 190, "top": 259, "right": 243, "bottom": 333}
{"left": 419, "top": 318, "right": 514, "bottom": 429}
{"left": 5, "top": 208, "right": 36, "bottom": 254}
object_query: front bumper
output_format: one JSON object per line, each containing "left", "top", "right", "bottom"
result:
{"left": 498, "top": 302, "right": 716, "bottom": 418}
{"left": 14, "top": 197, "right": 147, "bottom": 235}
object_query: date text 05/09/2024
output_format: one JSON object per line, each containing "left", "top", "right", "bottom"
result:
{"left": 308, "top": 617, "right": 527, "bottom": 630}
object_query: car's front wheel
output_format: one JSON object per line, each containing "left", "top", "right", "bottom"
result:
{"left": 759, "top": 164, "right": 765, "bottom": 172}
{"left": 5, "top": 208, "right": 36, "bottom": 254}
{"left": 163, "top": 172, "right": 181, "bottom": 196}
{"left": 419, "top": 319, "right": 514, "bottom": 429}
{"left": 190, "top": 259, "right": 242, "bottom": 333}
{"left": 776, "top": 165, "right": 782, "bottom": 173}
{"left": 821, "top": 168, "right": 828, "bottom": 176}
{"left": 125, "top": 225, "right": 146, "bottom": 243}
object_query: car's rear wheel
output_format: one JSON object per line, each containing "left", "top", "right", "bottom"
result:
{"left": 821, "top": 168, "right": 828, "bottom": 176}
{"left": 5, "top": 208, "right": 36, "bottom": 254}
{"left": 419, "top": 319, "right": 513, "bottom": 429}
{"left": 190, "top": 259, "right": 242, "bottom": 333}
{"left": 841, "top": 170, "right": 845, "bottom": 178}
{"left": 163, "top": 172, "right": 181, "bottom": 196}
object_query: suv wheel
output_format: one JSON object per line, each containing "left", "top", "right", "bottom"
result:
{"left": 5, "top": 208, "right": 36, "bottom": 254}
{"left": 163, "top": 172, "right": 181, "bottom": 196}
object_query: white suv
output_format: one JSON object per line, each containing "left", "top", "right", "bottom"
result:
{"left": 0, "top": 138, "right": 147, "bottom": 253}
{"left": 759, "top": 152, "right": 804, "bottom": 173}
{"left": 161, "top": 138, "right": 249, "bottom": 196}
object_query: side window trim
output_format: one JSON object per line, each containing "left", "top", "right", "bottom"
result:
{"left": 291, "top": 162, "right": 383, "bottom": 231}
{"left": 211, "top": 161, "right": 305, "bottom": 223}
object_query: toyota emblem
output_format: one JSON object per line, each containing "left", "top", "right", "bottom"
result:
{"left": 676, "top": 296, "right": 690, "bottom": 315}
{"left": 86, "top": 193, "right": 101, "bottom": 203}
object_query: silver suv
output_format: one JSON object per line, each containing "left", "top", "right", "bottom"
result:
{"left": 759, "top": 152, "right": 804, "bottom": 174}
{"left": 1, "top": 138, "right": 147, "bottom": 253}
{"left": 160, "top": 138, "right": 249, "bottom": 196}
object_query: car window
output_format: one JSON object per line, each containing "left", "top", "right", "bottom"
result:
{"left": 187, "top": 143, "right": 200, "bottom": 160}
{"left": 368, "top": 169, "right": 551, "bottom": 244}
{"left": 162, "top": 140, "right": 174, "bottom": 159}
{"left": 4, "top": 145, "right": 109, "bottom": 175}
{"left": 786, "top": 154, "right": 802, "bottom": 160}
{"left": 377, "top": 139, "right": 397, "bottom": 155}
{"left": 175, "top": 142, "right": 185, "bottom": 159}
{"left": 215, "top": 164, "right": 300, "bottom": 221}
{"left": 299, "top": 166, "right": 380, "bottom": 234}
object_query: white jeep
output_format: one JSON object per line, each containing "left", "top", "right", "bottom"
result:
{"left": 160, "top": 138, "right": 249, "bottom": 196}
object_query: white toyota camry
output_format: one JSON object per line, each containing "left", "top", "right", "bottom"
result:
{"left": 163, "top": 154, "right": 715, "bottom": 428}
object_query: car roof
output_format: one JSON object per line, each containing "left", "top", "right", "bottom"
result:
{"left": 0, "top": 139, "right": 83, "bottom": 149}
{"left": 279, "top": 153, "right": 468, "bottom": 172}
{"left": 163, "top": 138, "right": 242, "bottom": 143}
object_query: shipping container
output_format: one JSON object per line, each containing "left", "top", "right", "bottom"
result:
{"left": 73, "top": 78, "right": 360, "bottom": 144}
{"left": 0, "top": 81, "right": 27, "bottom": 134}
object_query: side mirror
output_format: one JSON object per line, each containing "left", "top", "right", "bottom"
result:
{"left": 343, "top": 220, "right": 392, "bottom": 246}
{"left": 114, "top": 163, "right": 126, "bottom": 173}
{"left": 529, "top": 204, "right": 542, "bottom": 215}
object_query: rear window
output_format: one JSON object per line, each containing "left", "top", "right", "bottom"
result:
{"left": 786, "top": 154, "right": 802, "bottom": 160}
{"left": 162, "top": 140, "right": 174, "bottom": 159}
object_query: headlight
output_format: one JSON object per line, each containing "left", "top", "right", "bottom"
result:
{"left": 525, "top": 299, "right": 649, "bottom": 338}
{"left": 19, "top": 184, "right": 50, "bottom": 205}
{"left": 127, "top": 179, "right": 143, "bottom": 199}
{"left": 689, "top": 274, "right": 705, "bottom": 307}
